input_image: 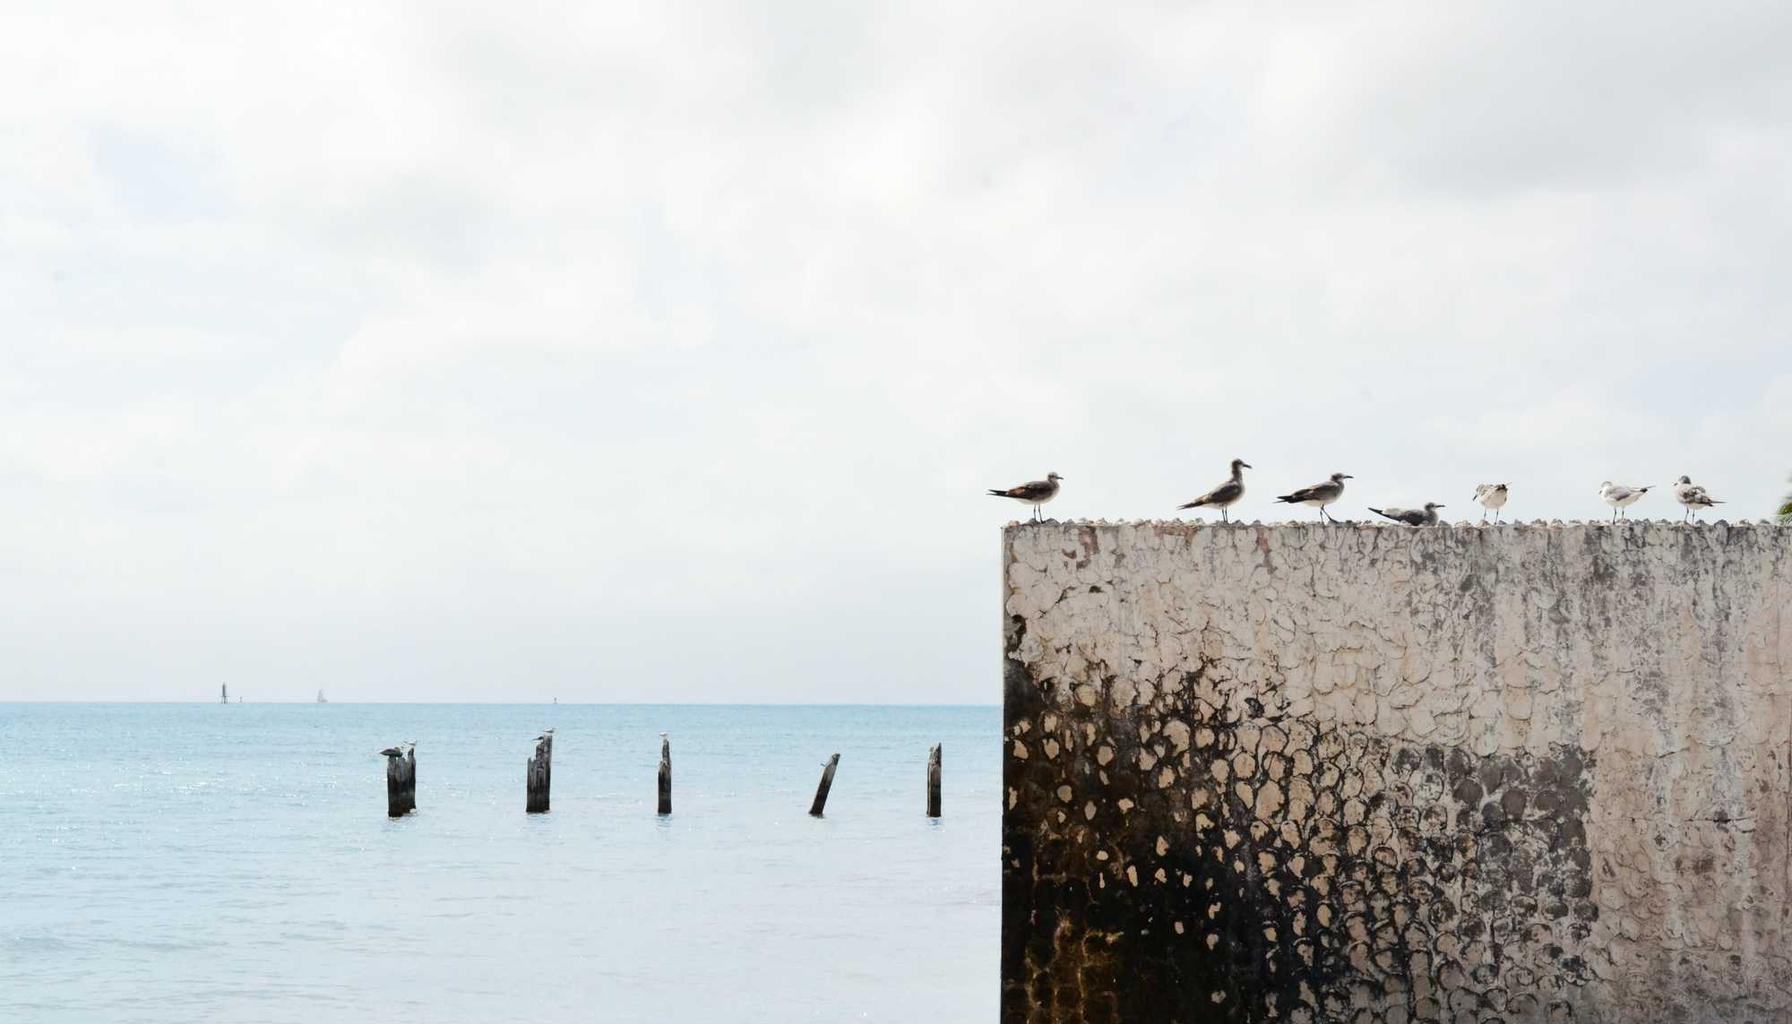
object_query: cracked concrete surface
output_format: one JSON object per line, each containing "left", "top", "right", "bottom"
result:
{"left": 1001, "top": 521, "right": 1792, "bottom": 1024}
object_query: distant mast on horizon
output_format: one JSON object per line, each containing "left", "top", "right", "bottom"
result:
{"left": 220, "top": 684, "right": 228, "bottom": 705}
{"left": 317, "top": 689, "right": 327, "bottom": 704}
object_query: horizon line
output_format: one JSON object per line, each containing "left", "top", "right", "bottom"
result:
{"left": 0, "top": 699, "right": 1002, "bottom": 707}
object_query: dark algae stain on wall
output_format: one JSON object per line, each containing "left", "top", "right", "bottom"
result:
{"left": 1004, "top": 656, "right": 1595, "bottom": 1024}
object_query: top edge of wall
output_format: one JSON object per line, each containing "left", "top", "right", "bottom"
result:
{"left": 1000, "top": 519, "right": 1791, "bottom": 532}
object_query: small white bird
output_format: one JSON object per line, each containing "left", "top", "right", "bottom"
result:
{"left": 1275, "top": 473, "right": 1352, "bottom": 523}
{"left": 1178, "top": 459, "right": 1251, "bottom": 523}
{"left": 1672, "top": 476, "right": 1723, "bottom": 522}
{"left": 1599, "top": 481, "right": 1650, "bottom": 522}
{"left": 1472, "top": 483, "right": 1509, "bottom": 523}
{"left": 1369, "top": 503, "right": 1445, "bottom": 526}
{"left": 988, "top": 473, "right": 1063, "bottom": 522}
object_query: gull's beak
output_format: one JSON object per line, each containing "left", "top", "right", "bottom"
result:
{"left": 1241, "top": 462, "right": 1253, "bottom": 469}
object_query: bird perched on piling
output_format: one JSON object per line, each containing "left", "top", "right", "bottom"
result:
{"left": 1472, "top": 483, "right": 1509, "bottom": 523}
{"left": 1275, "top": 473, "right": 1352, "bottom": 523}
{"left": 1177, "top": 459, "right": 1251, "bottom": 523}
{"left": 1369, "top": 503, "right": 1445, "bottom": 526}
{"left": 1599, "top": 481, "right": 1650, "bottom": 522}
{"left": 988, "top": 473, "right": 1062, "bottom": 522}
{"left": 1672, "top": 476, "right": 1722, "bottom": 521}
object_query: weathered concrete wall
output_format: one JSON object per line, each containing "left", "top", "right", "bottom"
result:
{"left": 1002, "top": 521, "right": 1792, "bottom": 1024}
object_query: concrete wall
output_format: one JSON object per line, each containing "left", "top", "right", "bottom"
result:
{"left": 1001, "top": 521, "right": 1792, "bottom": 1024}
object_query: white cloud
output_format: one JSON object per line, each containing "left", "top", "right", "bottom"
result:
{"left": 2, "top": 0, "right": 1789, "bottom": 699}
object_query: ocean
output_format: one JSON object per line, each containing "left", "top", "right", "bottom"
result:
{"left": 0, "top": 704, "right": 1000, "bottom": 1023}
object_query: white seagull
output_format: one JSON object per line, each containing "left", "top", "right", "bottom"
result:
{"left": 1177, "top": 459, "right": 1251, "bottom": 523}
{"left": 1472, "top": 483, "right": 1509, "bottom": 523}
{"left": 1599, "top": 481, "right": 1650, "bottom": 522}
{"left": 1672, "top": 476, "right": 1722, "bottom": 522}
{"left": 1368, "top": 503, "right": 1445, "bottom": 526}
{"left": 1275, "top": 473, "right": 1352, "bottom": 523}
{"left": 988, "top": 473, "right": 1063, "bottom": 522}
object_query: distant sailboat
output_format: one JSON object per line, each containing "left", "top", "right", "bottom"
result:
{"left": 316, "top": 690, "right": 327, "bottom": 704}
{"left": 221, "top": 684, "right": 228, "bottom": 705}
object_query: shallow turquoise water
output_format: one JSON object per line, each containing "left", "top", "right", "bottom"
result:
{"left": 0, "top": 704, "right": 1000, "bottom": 1023}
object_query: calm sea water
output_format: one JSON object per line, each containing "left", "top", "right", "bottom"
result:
{"left": 0, "top": 704, "right": 1000, "bottom": 1024}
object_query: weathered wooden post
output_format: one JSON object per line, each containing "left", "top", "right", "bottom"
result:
{"left": 657, "top": 733, "right": 672, "bottom": 815}
{"left": 526, "top": 730, "right": 553, "bottom": 813}
{"left": 926, "top": 743, "right": 941, "bottom": 818}
{"left": 383, "top": 744, "right": 416, "bottom": 817}
{"left": 809, "top": 753, "right": 840, "bottom": 817}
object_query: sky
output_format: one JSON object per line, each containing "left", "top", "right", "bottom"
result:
{"left": 2, "top": 1, "right": 1789, "bottom": 702}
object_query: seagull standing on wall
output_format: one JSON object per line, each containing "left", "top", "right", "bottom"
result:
{"left": 1599, "top": 481, "right": 1650, "bottom": 522}
{"left": 1177, "top": 459, "right": 1250, "bottom": 523}
{"left": 988, "top": 473, "right": 1062, "bottom": 522}
{"left": 1672, "top": 476, "right": 1722, "bottom": 521}
{"left": 1368, "top": 503, "right": 1445, "bottom": 526}
{"left": 1472, "top": 483, "right": 1509, "bottom": 523}
{"left": 1275, "top": 473, "right": 1351, "bottom": 523}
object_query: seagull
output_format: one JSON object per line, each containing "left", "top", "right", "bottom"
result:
{"left": 1275, "top": 473, "right": 1352, "bottom": 523}
{"left": 1472, "top": 483, "right": 1509, "bottom": 523}
{"left": 1368, "top": 503, "right": 1445, "bottom": 526}
{"left": 1599, "top": 481, "right": 1650, "bottom": 522}
{"left": 1672, "top": 476, "right": 1722, "bottom": 521}
{"left": 380, "top": 747, "right": 404, "bottom": 758}
{"left": 988, "top": 473, "right": 1063, "bottom": 522}
{"left": 1178, "top": 459, "right": 1251, "bottom": 523}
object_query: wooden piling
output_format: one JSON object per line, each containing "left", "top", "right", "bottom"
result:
{"left": 927, "top": 743, "right": 941, "bottom": 818}
{"left": 657, "top": 734, "right": 672, "bottom": 815}
{"left": 809, "top": 753, "right": 840, "bottom": 817}
{"left": 385, "top": 745, "right": 416, "bottom": 817}
{"left": 526, "top": 732, "right": 552, "bottom": 813}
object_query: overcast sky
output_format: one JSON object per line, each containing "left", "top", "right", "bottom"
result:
{"left": 3, "top": 2, "right": 1789, "bottom": 702}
